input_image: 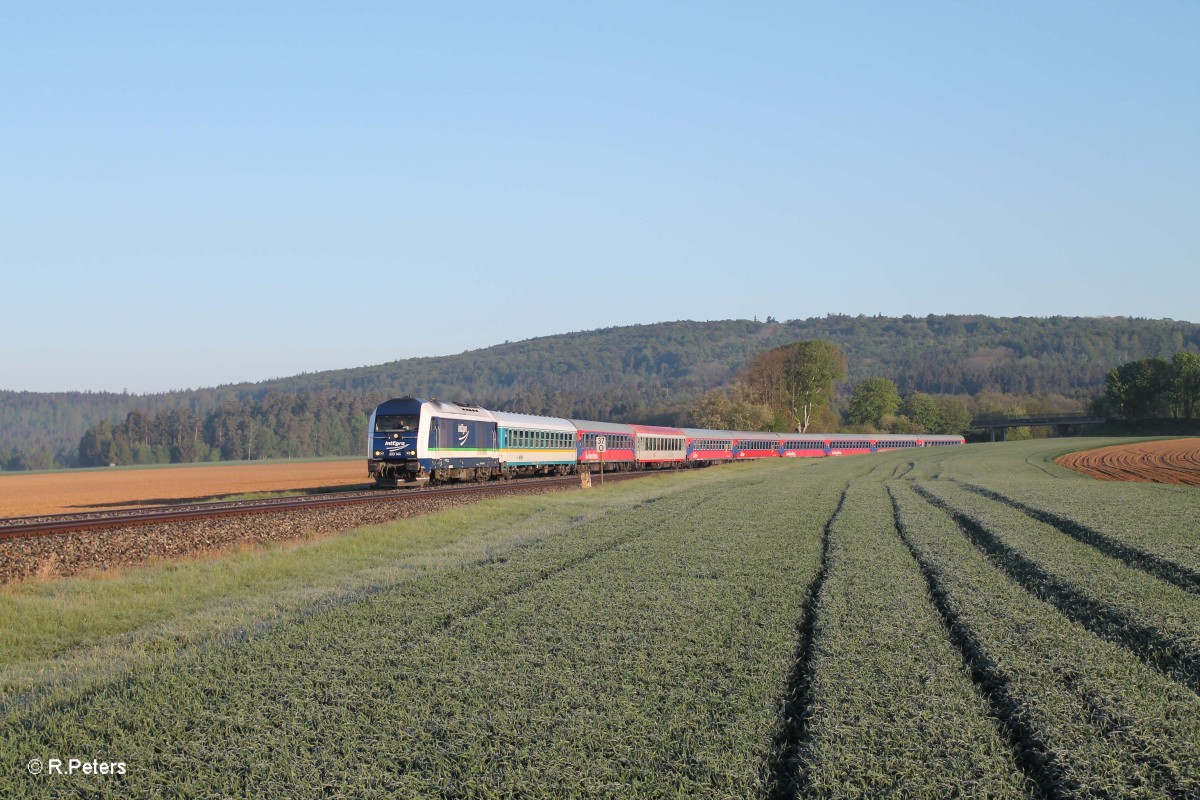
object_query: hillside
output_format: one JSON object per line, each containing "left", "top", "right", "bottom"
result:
{"left": 3, "top": 315, "right": 1198, "bottom": 468}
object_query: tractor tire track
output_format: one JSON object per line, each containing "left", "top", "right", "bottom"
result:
{"left": 953, "top": 480, "right": 1200, "bottom": 595}
{"left": 765, "top": 484, "right": 849, "bottom": 800}
{"left": 912, "top": 483, "right": 1200, "bottom": 695}
{"left": 887, "top": 483, "right": 1062, "bottom": 800}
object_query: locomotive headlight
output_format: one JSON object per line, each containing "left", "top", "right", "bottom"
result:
{"left": 374, "top": 450, "right": 382, "bottom": 457}
{"left": 407, "top": 450, "right": 416, "bottom": 456}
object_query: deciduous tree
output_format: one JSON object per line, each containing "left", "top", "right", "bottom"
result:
{"left": 846, "top": 377, "right": 900, "bottom": 428}
{"left": 1105, "top": 357, "right": 1173, "bottom": 420}
{"left": 742, "top": 340, "right": 846, "bottom": 432}
{"left": 1171, "top": 351, "right": 1200, "bottom": 419}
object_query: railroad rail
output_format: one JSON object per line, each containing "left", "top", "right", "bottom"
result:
{"left": 0, "top": 472, "right": 654, "bottom": 543}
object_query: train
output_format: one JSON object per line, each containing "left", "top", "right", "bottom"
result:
{"left": 367, "top": 397, "right": 965, "bottom": 486}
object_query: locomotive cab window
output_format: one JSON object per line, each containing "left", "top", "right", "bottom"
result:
{"left": 376, "top": 414, "right": 419, "bottom": 432}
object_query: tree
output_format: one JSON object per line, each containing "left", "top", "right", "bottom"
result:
{"left": 688, "top": 385, "right": 774, "bottom": 431}
{"left": 899, "top": 392, "right": 939, "bottom": 432}
{"left": 742, "top": 340, "right": 846, "bottom": 432}
{"left": 78, "top": 419, "right": 116, "bottom": 466}
{"left": 1105, "top": 357, "right": 1173, "bottom": 420}
{"left": 932, "top": 396, "right": 971, "bottom": 434}
{"left": 1171, "top": 351, "right": 1200, "bottom": 419}
{"left": 846, "top": 377, "right": 900, "bottom": 428}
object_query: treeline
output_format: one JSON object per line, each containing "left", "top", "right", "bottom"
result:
{"left": 1096, "top": 352, "right": 1200, "bottom": 421}
{"left": 76, "top": 391, "right": 377, "bottom": 467}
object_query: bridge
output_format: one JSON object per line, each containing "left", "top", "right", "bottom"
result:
{"left": 970, "top": 413, "right": 1107, "bottom": 441}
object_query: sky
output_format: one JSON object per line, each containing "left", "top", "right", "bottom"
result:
{"left": 2, "top": 2, "right": 1197, "bottom": 393}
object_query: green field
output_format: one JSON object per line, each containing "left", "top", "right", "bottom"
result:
{"left": 2, "top": 440, "right": 1198, "bottom": 798}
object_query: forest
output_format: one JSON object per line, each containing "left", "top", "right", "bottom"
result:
{"left": 3, "top": 314, "right": 1198, "bottom": 469}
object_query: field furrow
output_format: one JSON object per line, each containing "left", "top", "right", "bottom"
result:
{"left": 890, "top": 480, "right": 1200, "bottom": 798}
{"left": 764, "top": 483, "right": 843, "bottom": 799}
{"left": 785, "top": 477, "right": 1026, "bottom": 798}
{"left": 914, "top": 482, "right": 1200, "bottom": 694}
{"left": 1058, "top": 439, "right": 1200, "bottom": 486}
{"left": 933, "top": 440, "right": 1200, "bottom": 575}
{"left": 952, "top": 480, "right": 1200, "bottom": 594}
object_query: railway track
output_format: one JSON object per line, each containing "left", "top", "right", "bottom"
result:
{"left": 0, "top": 471, "right": 654, "bottom": 543}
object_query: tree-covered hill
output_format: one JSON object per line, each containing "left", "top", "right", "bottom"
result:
{"left": 3, "top": 315, "right": 1197, "bottom": 469}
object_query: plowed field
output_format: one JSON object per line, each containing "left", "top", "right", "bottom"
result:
{"left": 1057, "top": 438, "right": 1200, "bottom": 485}
{"left": 0, "top": 459, "right": 366, "bottom": 517}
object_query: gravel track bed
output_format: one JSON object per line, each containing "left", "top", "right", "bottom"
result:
{"left": 0, "top": 481, "right": 587, "bottom": 584}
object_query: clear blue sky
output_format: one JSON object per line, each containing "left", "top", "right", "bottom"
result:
{"left": 3, "top": 2, "right": 1197, "bottom": 393}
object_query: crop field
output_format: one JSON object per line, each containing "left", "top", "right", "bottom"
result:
{"left": 0, "top": 458, "right": 366, "bottom": 517}
{"left": 1057, "top": 437, "right": 1200, "bottom": 486}
{"left": 2, "top": 439, "right": 1198, "bottom": 798}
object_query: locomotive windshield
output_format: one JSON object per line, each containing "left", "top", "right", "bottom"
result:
{"left": 375, "top": 414, "right": 420, "bottom": 432}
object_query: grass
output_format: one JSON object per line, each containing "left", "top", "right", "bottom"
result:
{"left": 788, "top": 474, "right": 1025, "bottom": 798}
{"left": 916, "top": 480, "right": 1200, "bottom": 691}
{"left": 2, "top": 440, "right": 1199, "bottom": 797}
{"left": 0, "top": 472, "right": 727, "bottom": 696}
{"left": 889, "top": 479, "right": 1200, "bottom": 797}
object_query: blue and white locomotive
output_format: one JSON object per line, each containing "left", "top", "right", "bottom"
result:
{"left": 368, "top": 398, "right": 498, "bottom": 485}
{"left": 368, "top": 396, "right": 966, "bottom": 486}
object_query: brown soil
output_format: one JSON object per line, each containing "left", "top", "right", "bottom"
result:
{"left": 1056, "top": 439, "right": 1200, "bottom": 486}
{"left": 0, "top": 460, "right": 367, "bottom": 518}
